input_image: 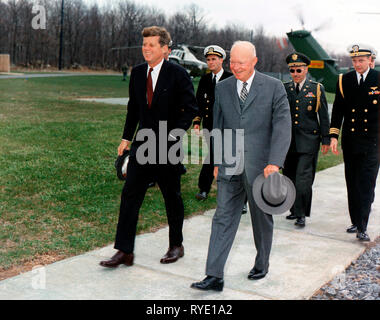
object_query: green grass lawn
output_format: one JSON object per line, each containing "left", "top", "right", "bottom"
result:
{"left": 0, "top": 75, "right": 342, "bottom": 274}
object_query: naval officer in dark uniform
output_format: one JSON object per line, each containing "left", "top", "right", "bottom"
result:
{"left": 193, "top": 45, "right": 232, "bottom": 200}
{"left": 283, "top": 52, "right": 330, "bottom": 227}
{"left": 330, "top": 45, "right": 379, "bottom": 242}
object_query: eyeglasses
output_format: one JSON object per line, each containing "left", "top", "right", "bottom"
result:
{"left": 289, "top": 69, "right": 303, "bottom": 73}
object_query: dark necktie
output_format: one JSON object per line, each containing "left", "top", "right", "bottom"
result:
{"left": 359, "top": 74, "right": 364, "bottom": 86}
{"left": 240, "top": 82, "right": 248, "bottom": 102}
{"left": 147, "top": 67, "right": 153, "bottom": 108}
{"left": 212, "top": 75, "right": 216, "bottom": 87}
{"left": 296, "top": 83, "right": 300, "bottom": 94}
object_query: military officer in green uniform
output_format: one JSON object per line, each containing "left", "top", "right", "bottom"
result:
{"left": 283, "top": 52, "right": 330, "bottom": 227}
{"left": 193, "top": 45, "right": 232, "bottom": 200}
{"left": 330, "top": 45, "right": 379, "bottom": 242}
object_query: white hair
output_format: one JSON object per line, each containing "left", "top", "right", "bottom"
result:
{"left": 231, "top": 41, "right": 256, "bottom": 57}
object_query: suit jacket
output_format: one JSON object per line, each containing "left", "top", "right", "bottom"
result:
{"left": 330, "top": 69, "right": 379, "bottom": 154}
{"left": 122, "top": 60, "right": 198, "bottom": 159}
{"left": 213, "top": 71, "right": 292, "bottom": 184}
{"left": 284, "top": 79, "right": 330, "bottom": 154}
{"left": 193, "top": 70, "right": 233, "bottom": 130}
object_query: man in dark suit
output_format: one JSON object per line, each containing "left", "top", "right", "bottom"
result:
{"left": 193, "top": 45, "right": 232, "bottom": 201}
{"left": 100, "top": 26, "right": 197, "bottom": 268}
{"left": 283, "top": 52, "right": 330, "bottom": 227}
{"left": 330, "top": 45, "right": 379, "bottom": 242}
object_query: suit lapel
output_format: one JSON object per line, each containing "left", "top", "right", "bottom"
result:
{"left": 151, "top": 60, "right": 169, "bottom": 108}
{"left": 229, "top": 78, "right": 241, "bottom": 115}
{"left": 243, "top": 71, "right": 264, "bottom": 110}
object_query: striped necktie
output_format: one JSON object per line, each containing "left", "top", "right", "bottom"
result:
{"left": 240, "top": 82, "right": 248, "bottom": 102}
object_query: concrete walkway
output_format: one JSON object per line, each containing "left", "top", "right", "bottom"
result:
{"left": 0, "top": 164, "right": 379, "bottom": 300}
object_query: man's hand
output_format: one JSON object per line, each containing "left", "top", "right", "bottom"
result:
{"left": 118, "top": 140, "right": 130, "bottom": 156}
{"left": 193, "top": 124, "right": 201, "bottom": 135}
{"left": 213, "top": 166, "right": 218, "bottom": 179}
{"left": 263, "top": 164, "right": 279, "bottom": 178}
{"left": 330, "top": 138, "right": 339, "bottom": 155}
{"left": 321, "top": 144, "right": 330, "bottom": 155}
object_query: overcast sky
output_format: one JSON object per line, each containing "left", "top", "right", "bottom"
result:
{"left": 88, "top": 0, "right": 380, "bottom": 56}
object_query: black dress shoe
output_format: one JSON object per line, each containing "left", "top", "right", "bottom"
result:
{"left": 160, "top": 245, "right": 184, "bottom": 264}
{"left": 286, "top": 213, "right": 297, "bottom": 220}
{"left": 346, "top": 225, "right": 358, "bottom": 233}
{"left": 248, "top": 268, "right": 267, "bottom": 280}
{"left": 295, "top": 217, "right": 305, "bottom": 227}
{"left": 195, "top": 191, "right": 208, "bottom": 200}
{"left": 99, "top": 251, "right": 134, "bottom": 268}
{"left": 357, "top": 231, "right": 370, "bottom": 242}
{"left": 191, "top": 276, "right": 224, "bottom": 291}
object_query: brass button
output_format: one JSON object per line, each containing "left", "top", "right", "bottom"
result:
{"left": 206, "top": 107, "right": 208, "bottom": 110}
{"left": 374, "top": 100, "right": 378, "bottom": 104}
{"left": 313, "top": 130, "right": 317, "bottom": 134}
{"left": 351, "top": 128, "right": 355, "bottom": 132}
{"left": 352, "top": 119, "right": 355, "bottom": 122}
{"left": 364, "top": 119, "right": 368, "bottom": 123}
{"left": 295, "top": 114, "right": 299, "bottom": 117}
{"left": 205, "top": 115, "right": 209, "bottom": 118}
{"left": 364, "top": 109, "right": 368, "bottom": 112}
{"left": 307, "top": 106, "right": 312, "bottom": 111}
{"left": 295, "top": 121, "right": 299, "bottom": 124}
{"left": 296, "top": 100, "right": 299, "bottom": 103}
{"left": 296, "top": 107, "right": 299, "bottom": 110}
{"left": 352, "top": 109, "right": 355, "bottom": 112}
{"left": 365, "top": 128, "right": 368, "bottom": 132}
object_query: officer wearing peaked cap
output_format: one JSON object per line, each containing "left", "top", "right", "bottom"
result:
{"left": 329, "top": 44, "right": 379, "bottom": 242}
{"left": 193, "top": 45, "right": 232, "bottom": 201}
{"left": 283, "top": 52, "right": 330, "bottom": 227}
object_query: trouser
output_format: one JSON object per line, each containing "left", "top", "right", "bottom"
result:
{"left": 114, "top": 156, "right": 184, "bottom": 254}
{"left": 205, "top": 171, "right": 273, "bottom": 278}
{"left": 198, "top": 138, "right": 214, "bottom": 194}
{"left": 283, "top": 152, "right": 317, "bottom": 217}
{"left": 343, "top": 148, "right": 379, "bottom": 232}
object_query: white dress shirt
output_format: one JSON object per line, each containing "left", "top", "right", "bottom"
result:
{"left": 212, "top": 68, "right": 224, "bottom": 83}
{"left": 236, "top": 71, "right": 256, "bottom": 96}
{"left": 147, "top": 58, "right": 164, "bottom": 91}
{"left": 356, "top": 67, "right": 370, "bottom": 85}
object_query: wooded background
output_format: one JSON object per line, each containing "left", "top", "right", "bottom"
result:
{"left": 0, "top": 0, "right": 350, "bottom": 72}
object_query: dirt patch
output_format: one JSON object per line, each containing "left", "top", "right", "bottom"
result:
{"left": 0, "top": 253, "right": 65, "bottom": 281}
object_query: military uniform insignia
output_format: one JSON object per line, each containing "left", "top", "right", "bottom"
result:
{"left": 373, "top": 100, "right": 378, "bottom": 104}
{"left": 305, "top": 92, "right": 316, "bottom": 98}
{"left": 204, "top": 93, "right": 208, "bottom": 98}
{"left": 307, "top": 105, "right": 313, "bottom": 111}
{"left": 352, "top": 45, "right": 359, "bottom": 53}
{"left": 368, "top": 89, "right": 380, "bottom": 95}
{"left": 292, "top": 54, "right": 298, "bottom": 61}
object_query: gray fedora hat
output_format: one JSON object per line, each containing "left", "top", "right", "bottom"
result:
{"left": 252, "top": 171, "right": 296, "bottom": 215}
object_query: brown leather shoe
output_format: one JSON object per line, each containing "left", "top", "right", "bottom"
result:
{"left": 99, "top": 250, "right": 134, "bottom": 268}
{"left": 160, "top": 245, "right": 184, "bottom": 264}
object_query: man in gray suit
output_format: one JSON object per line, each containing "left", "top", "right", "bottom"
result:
{"left": 191, "top": 41, "right": 291, "bottom": 291}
